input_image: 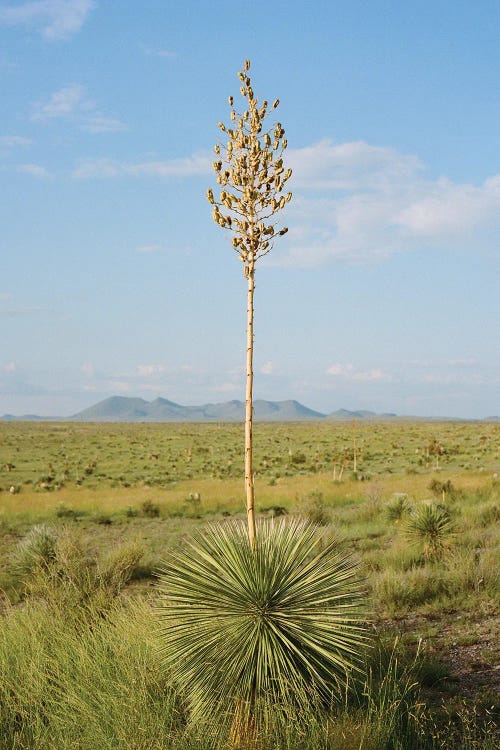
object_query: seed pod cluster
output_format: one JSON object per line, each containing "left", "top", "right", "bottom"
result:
{"left": 207, "top": 60, "right": 292, "bottom": 275}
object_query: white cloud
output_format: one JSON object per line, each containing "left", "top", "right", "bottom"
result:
{"left": 81, "top": 361, "right": 95, "bottom": 377}
{"left": 32, "top": 83, "right": 126, "bottom": 133}
{"left": 288, "top": 139, "right": 423, "bottom": 190}
{"left": 109, "top": 380, "right": 131, "bottom": 393}
{"left": 72, "top": 152, "right": 211, "bottom": 178}
{"left": 2, "top": 361, "right": 16, "bottom": 373}
{"left": 272, "top": 140, "right": 500, "bottom": 266}
{"left": 352, "top": 368, "right": 387, "bottom": 382}
{"left": 142, "top": 44, "right": 176, "bottom": 59}
{"left": 259, "top": 361, "right": 274, "bottom": 375}
{"left": 0, "top": 306, "right": 47, "bottom": 316}
{"left": 447, "top": 358, "right": 479, "bottom": 367}
{"left": 32, "top": 83, "right": 92, "bottom": 120}
{"left": 17, "top": 163, "right": 50, "bottom": 178}
{"left": 326, "top": 363, "right": 353, "bottom": 377}
{"left": 136, "top": 364, "right": 165, "bottom": 377}
{"left": 0, "top": 0, "right": 95, "bottom": 41}
{"left": 83, "top": 115, "right": 127, "bottom": 133}
{"left": 326, "top": 363, "right": 389, "bottom": 381}
{"left": 0, "top": 135, "right": 32, "bottom": 151}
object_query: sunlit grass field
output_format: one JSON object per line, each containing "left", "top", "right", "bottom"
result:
{"left": 0, "top": 419, "right": 498, "bottom": 748}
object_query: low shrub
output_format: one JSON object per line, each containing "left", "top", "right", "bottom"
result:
{"left": 297, "top": 491, "right": 330, "bottom": 525}
{"left": 141, "top": 500, "right": 160, "bottom": 518}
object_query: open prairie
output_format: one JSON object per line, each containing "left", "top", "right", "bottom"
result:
{"left": 0, "top": 419, "right": 498, "bottom": 749}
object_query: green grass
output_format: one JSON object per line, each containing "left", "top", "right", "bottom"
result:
{"left": 1, "top": 420, "right": 498, "bottom": 493}
{"left": 0, "top": 420, "right": 499, "bottom": 748}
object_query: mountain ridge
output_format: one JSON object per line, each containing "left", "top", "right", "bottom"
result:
{"left": 1, "top": 396, "right": 497, "bottom": 422}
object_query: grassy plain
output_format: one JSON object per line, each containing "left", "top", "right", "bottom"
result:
{"left": 0, "top": 419, "right": 498, "bottom": 748}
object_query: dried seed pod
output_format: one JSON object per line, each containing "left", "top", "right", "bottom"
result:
{"left": 245, "top": 59, "right": 250, "bottom": 71}
{"left": 228, "top": 95, "right": 234, "bottom": 106}
{"left": 273, "top": 98, "right": 279, "bottom": 109}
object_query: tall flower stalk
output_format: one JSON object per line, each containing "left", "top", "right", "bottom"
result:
{"left": 207, "top": 60, "right": 292, "bottom": 547}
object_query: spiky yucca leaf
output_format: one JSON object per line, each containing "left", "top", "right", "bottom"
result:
{"left": 405, "top": 503, "right": 455, "bottom": 559}
{"left": 156, "top": 518, "right": 368, "bottom": 730}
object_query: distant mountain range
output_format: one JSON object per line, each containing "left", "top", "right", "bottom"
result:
{"left": 1, "top": 396, "right": 402, "bottom": 422}
{"left": 1, "top": 396, "right": 497, "bottom": 422}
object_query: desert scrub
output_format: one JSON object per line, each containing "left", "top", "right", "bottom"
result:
{"left": 7, "top": 525, "right": 143, "bottom": 609}
{"left": 296, "top": 490, "right": 330, "bottom": 525}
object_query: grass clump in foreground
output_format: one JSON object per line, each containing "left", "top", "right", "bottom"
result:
{"left": 0, "top": 583, "right": 497, "bottom": 749}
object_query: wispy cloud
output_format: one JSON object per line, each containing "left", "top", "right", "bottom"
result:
{"left": 136, "top": 364, "right": 165, "bottom": 377}
{"left": 17, "top": 163, "right": 51, "bottom": 178}
{"left": 83, "top": 115, "right": 126, "bottom": 133}
{"left": 0, "top": 306, "right": 48, "bottom": 316}
{"left": 0, "top": 0, "right": 96, "bottom": 41}
{"left": 271, "top": 140, "right": 500, "bottom": 266}
{"left": 142, "top": 44, "right": 176, "bottom": 59}
{"left": 326, "top": 363, "right": 389, "bottom": 382}
{"left": 32, "top": 83, "right": 126, "bottom": 133}
{"left": 0, "top": 135, "right": 32, "bottom": 152}
{"left": 32, "top": 83, "right": 92, "bottom": 119}
{"left": 72, "top": 152, "right": 211, "bottom": 178}
{"left": 259, "top": 361, "right": 275, "bottom": 375}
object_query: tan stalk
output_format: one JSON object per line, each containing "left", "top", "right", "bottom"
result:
{"left": 245, "top": 259, "right": 256, "bottom": 549}
{"left": 208, "top": 60, "right": 291, "bottom": 547}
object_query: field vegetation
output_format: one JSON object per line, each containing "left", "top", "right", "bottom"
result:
{"left": 0, "top": 419, "right": 498, "bottom": 748}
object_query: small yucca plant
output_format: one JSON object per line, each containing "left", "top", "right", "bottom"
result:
{"left": 12, "top": 524, "right": 57, "bottom": 578}
{"left": 156, "top": 518, "right": 368, "bottom": 742}
{"left": 386, "top": 494, "right": 411, "bottom": 522}
{"left": 405, "top": 503, "right": 455, "bottom": 559}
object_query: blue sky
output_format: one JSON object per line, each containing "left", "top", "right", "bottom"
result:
{"left": 1, "top": 0, "right": 499, "bottom": 418}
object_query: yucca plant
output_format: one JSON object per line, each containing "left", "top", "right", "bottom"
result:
{"left": 156, "top": 518, "right": 368, "bottom": 743}
{"left": 405, "top": 502, "right": 455, "bottom": 559}
{"left": 155, "top": 61, "right": 369, "bottom": 748}
{"left": 386, "top": 494, "right": 411, "bottom": 522}
{"left": 11, "top": 524, "right": 57, "bottom": 579}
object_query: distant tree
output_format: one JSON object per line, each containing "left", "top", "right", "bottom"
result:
{"left": 207, "top": 59, "right": 292, "bottom": 547}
